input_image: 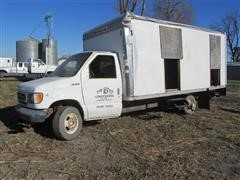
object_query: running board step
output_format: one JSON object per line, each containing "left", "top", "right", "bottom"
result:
{"left": 122, "top": 103, "right": 158, "bottom": 113}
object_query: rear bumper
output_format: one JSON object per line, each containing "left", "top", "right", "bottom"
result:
{"left": 209, "top": 87, "right": 226, "bottom": 97}
{"left": 15, "top": 105, "right": 47, "bottom": 123}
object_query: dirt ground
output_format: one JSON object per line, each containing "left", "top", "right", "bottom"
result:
{"left": 0, "top": 78, "right": 239, "bottom": 179}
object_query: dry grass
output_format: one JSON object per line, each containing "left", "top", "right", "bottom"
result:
{"left": 0, "top": 78, "right": 20, "bottom": 108}
{"left": 0, "top": 78, "right": 239, "bottom": 179}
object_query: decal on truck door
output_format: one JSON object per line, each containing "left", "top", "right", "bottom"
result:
{"left": 95, "top": 87, "right": 114, "bottom": 101}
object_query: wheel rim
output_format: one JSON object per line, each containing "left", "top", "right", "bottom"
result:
{"left": 186, "top": 96, "right": 197, "bottom": 112}
{"left": 64, "top": 113, "right": 79, "bottom": 134}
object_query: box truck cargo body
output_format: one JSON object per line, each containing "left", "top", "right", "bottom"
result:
{"left": 83, "top": 13, "right": 226, "bottom": 101}
{"left": 0, "top": 58, "right": 13, "bottom": 67}
{"left": 16, "top": 13, "right": 226, "bottom": 140}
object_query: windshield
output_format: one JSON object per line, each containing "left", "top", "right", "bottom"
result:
{"left": 52, "top": 52, "right": 92, "bottom": 77}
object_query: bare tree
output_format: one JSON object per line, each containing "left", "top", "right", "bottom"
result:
{"left": 118, "top": 0, "right": 146, "bottom": 16}
{"left": 212, "top": 11, "right": 240, "bottom": 62}
{"left": 152, "top": 0, "right": 194, "bottom": 25}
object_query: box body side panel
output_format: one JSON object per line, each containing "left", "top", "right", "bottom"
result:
{"left": 131, "top": 20, "right": 165, "bottom": 96}
{"left": 180, "top": 28, "right": 211, "bottom": 91}
{"left": 221, "top": 34, "right": 227, "bottom": 86}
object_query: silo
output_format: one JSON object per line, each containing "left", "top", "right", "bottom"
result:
{"left": 42, "top": 38, "right": 58, "bottom": 65}
{"left": 38, "top": 42, "right": 42, "bottom": 60}
{"left": 16, "top": 37, "right": 39, "bottom": 62}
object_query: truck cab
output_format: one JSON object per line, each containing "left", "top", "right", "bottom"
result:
{"left": 15, "top": 62, "right": 29, "bottom": 73}
{"left": 28, "top": 58, "right": 57, "bottom": 74}
{"left": 16, "top": 52, "right": 122, "bottom": 140}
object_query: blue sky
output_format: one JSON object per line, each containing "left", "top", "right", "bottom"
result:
{"left": 0, "top": 0, "right": 239, "bottom": 58}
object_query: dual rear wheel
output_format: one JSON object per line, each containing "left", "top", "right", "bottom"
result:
{"left": 183, "top": 95, "right": 197, "bottom": 114}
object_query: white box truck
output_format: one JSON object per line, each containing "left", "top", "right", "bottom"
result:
{"left": 16, "top": 13, "right": 226, "bottom": 140}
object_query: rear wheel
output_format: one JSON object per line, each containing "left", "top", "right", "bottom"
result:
{"left": 0, "top": 70, "right": 7, "bottom": 78}
{"left": 183, "top": 95, "right": 197, "bottom": 114}
{"left": 52, "top": 106, "right": 82, "bottom": 140}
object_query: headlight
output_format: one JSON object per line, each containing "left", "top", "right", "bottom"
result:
{"left": 28, "top": 93, "right": 43, "bottom": 104}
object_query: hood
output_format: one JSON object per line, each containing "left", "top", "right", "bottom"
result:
{"left": 47, "top": 64, "right": 57, "bottom": 68}
{"left": 18, "top": 77, "right": 71, "bottom": 92}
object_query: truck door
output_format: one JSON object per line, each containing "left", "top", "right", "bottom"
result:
{"left": 17, "top": 62, "right": 27, "bottom": 73}
{"left": 31, "top": 59, "right": 47, "bottom": 73}
{"left": 23, "top": 63, "right": 28, "bottom": 73}
{"left": 81, "top": 54, "right": 122, "bottom": 120}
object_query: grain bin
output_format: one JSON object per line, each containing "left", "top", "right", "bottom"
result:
{"left": 38, "top": 42, "right": 43, "bottom": 60}
{"left": 42, "top": 38, "right": 58, "bottom": 65}
{"left": 16, "top": 37, "right": 39, "bottom": 62}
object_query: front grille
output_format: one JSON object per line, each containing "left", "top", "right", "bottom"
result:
{"left": 18, "top": 92, "right": 27, "bottom": 104}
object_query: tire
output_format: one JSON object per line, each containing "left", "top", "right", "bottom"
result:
{"left": 183, "top": 95, "right": 197, "bottom": 114}
{"left": 52, "top": 106, "right": 82, "bottom": 140}
{"left": 0, "top": 70, "right": 7, "bottom": 78}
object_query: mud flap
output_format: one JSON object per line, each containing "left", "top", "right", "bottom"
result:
{"left": 198, "top": 91, "right": 210, "bottom": 109}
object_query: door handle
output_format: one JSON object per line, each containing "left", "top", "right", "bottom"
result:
{"left": 117, "top": 88, "right": 120, "bottom": 95}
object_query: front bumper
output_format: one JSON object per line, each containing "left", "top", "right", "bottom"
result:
{"left": 15, "top": 105, "right": 47, "bottom": 123}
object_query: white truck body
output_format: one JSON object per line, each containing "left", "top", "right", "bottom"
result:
{"left": 0, "top": 62, "right": 29, "bottom": 74}
{"left": 28, "top": 58, "right": 57, "bottom": 74}
{"left": 16, "top": 13, "right": 227, "bottom": 140}
{"left": 83, "top": 13, "right": 226, "bottom": 100}
{"left": 0, "top": 57, "right": 13, "bottom": 67}
{"left": 0, "top": 58, "right": 57, "bottom": 74}
{"left": 0, "top": 58, "right": 56, "bottom": 76}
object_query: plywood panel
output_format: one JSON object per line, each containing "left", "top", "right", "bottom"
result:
{"left": 160, "top": 26, "right": 183, "bottom": 59}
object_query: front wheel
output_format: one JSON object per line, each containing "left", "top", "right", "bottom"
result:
{"left": 52, "top": 106, "right": 82, "bottom": 140}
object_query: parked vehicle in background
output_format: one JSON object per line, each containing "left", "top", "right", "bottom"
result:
{"left": 28, "top": 58, "right": 57, "bottom": 74}
{"left": 0, "top": 62, "right": 28, "bottom": 75}
{"left": 16, "top": 13, "right": 227, "bottom": 141}
{"left": 0, "top": 58, "right": 57, "bottom": 77}
{"left": 0, "top": 57, "right": 13, "bottom": 67}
